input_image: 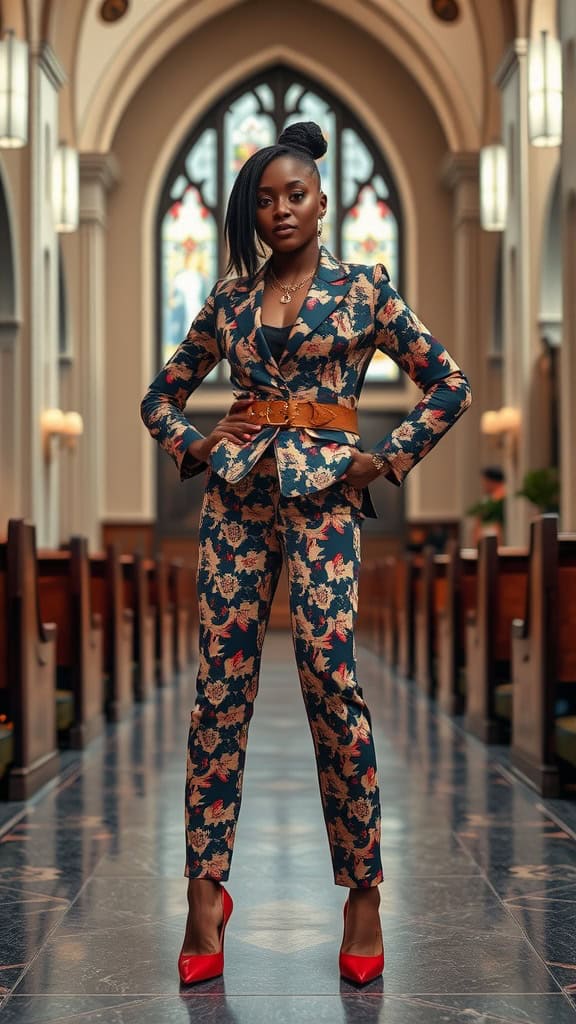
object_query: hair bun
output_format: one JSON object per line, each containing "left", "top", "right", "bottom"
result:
{"left": 277, "top": 121, "right": 327, "bottom": 160}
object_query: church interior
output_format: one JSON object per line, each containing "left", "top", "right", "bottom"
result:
{"left": 1, "top": 0, "right": 576, "bottom": 1020}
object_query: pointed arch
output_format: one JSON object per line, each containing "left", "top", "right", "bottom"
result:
{"left": 155, "top": 64, "right": 404, "bottom": 385}
{"left": 77, "top": 0, "right": 478, "bottom": 152}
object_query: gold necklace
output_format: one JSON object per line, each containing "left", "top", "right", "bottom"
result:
{"left": 268, "top": 268, "right": 314, "bottom": 304}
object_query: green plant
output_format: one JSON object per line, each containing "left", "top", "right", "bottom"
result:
{"left": 466, "top": 496, "right": 505, "bottom": 524}
{"left": 515, "top": 467, "right": 560, "bottom": 512}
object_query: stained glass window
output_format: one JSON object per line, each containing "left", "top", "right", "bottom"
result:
{"left": 157, "top": 67, "right": 403, "bottom": 383}
{"left": 160, "top": 132, "right": 218, "bottom": 366}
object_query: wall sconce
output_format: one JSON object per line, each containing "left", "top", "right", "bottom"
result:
{"left": 41, "top": 408, "right": 65, "bottom": 462}
{"left": 41, "top": 408, "right": 84, "bottom": 462}
{"left": 498, "top": 406, "right": 522, "bottom": 433}
{"left": 480, "top": 410, "right": 502, "bottom": 436}
{"left": 0, "top": 29, "right": 29, "bottom": 148}
{"left": 529, "top": 30, "right": 562, "bottom": 147}
{"left": 53, "top": 144, "right": 79, "bottom": 232}
{"left": 481, "top": 406, "right": 521, "bottom": 458}
{"left": 61, "top": 411, "right": 84, "bottom": 450}
{"left": 480, "top": 144, "right": 508, "bottom": 231}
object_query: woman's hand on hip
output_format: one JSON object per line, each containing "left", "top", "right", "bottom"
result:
{"left": 341, "top": 450, "right": 380, "bottom": 489}
{"left": 187, "top": 399, "right": 261, "bottom": 461}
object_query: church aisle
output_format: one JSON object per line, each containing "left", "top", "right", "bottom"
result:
{"left": 1, "top": 632, "right": 576, "bottom": 1023}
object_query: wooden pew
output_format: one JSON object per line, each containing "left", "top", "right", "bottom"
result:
{"left": 144, "top": 553, "right": 175, "bottom": 688}
{"left": 358, "top": 561, "right": 380, "bottom": 655}
{"left": 510, "top": 515, "right": 576, "bottom": 796}
{"left": 465, "top": 536, "right": 528, "bottom": 743}
{"left": 370, "top": 558, "right": 388, "bottom": 661}
{"left": 396, "top": 553, "right": 421, "bottom": 680}
{"left": 183, "top": 563, "right": 197, "bottom": 664}
{"left": 172, "top": 560, "right": 197, "bottom": 667}
{"left": 381, "top": 555, "right": 398, "bottom": 669}
{"left": 37, "top": 538, "right": 105, "bottom": 749}
{"left": 89, "top": 546, "right": 134, "bottom": 721}
{"left": 414, "top": 547, "right": 450, "bottom": 696}
{"left": 437, "top": 545, "right": 477, "bottom": 715}
{"left": 169, "top": 559, "right": 190, "bottom": 673}
{"left": 0, "top": 519, "right": 59, "bottom": 799}
{"left": 121, "top": 552, "right": 156, "bottom": 701}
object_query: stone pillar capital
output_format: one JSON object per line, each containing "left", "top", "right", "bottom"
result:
{"left": 31, "top": 42, "right": 67, "bottom": 90}
{"left": 80, "top": 152, "right": 121, "bottom": 190}
{"left": 441, "top": 152, "right": 479, "bottom": 189}
{"left": 495, "top": 38, "right": 529, "bottom": 91}
{"left": 79, "top": 153, "right": 120, "bottom": 226}
{"left": 441, "top": 152, "right": 480, "bottom": 225}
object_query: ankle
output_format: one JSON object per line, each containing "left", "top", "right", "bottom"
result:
{"left": 187, "top": 878, "right": 222, "bottom": 908}
{"left": 348, "top": 886, "right": 380, "bottom": 903}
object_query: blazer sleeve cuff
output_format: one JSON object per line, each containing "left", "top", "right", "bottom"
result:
{"left": 176, "top": 425, "right": 209, "bottom": 481}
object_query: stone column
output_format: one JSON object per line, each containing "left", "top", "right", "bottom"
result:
{"left": 25, "top": 43, "right": 65, "bottom": 547}
{"left": 496, "top": 41, "right": 531, "bottom": 545}
{"left": 59, "top": 153, "right": 119, "bottom": 550}
{"left": 496, "top": 40, "right": 561, "bottom": 544}
{"left": 0, "top": 315, "right": 21, "bottom": 523}
{"left": 441, "top": 152, "right": 494, "bottom": 540}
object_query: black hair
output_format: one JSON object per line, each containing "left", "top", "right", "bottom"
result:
{"left": 224, "top": 121, "right": 327, "bottom": 279}
{"left": 482, "top": 466, "right": 506, "bottom": 483}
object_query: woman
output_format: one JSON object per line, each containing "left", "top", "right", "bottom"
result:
{"left": 141, "top": 121, "right": 472, "bottom": 987}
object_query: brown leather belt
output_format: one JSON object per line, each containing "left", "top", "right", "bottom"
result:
{"left": 247, "top": 398, "right": 358, "bottom": 432}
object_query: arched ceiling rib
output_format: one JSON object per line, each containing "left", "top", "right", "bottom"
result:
{"left": 74, "top": 0, "right": 485, "bottom": 153}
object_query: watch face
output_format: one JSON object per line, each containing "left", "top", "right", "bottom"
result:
{"left": 430, "top": 0, "right": 460, "bottom": 23}
{"left": 100, "top": 0, "right": 130, "bottom": 23}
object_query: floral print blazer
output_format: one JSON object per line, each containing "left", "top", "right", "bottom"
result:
{"left": 141, "top": 246, "right": 472, "bottom": 513}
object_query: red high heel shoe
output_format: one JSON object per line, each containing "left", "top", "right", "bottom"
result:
{"left": 178, "top": 884, "right": 234, "bottom": 985}
{"left": 338, "top": 897, "right": 384, "bottom": 985}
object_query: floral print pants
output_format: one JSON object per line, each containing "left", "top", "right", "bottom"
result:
{"left": 185, "top": 450, "right": 383, "bottom": 888}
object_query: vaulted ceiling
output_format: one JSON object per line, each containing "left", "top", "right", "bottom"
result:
{"left": 1, "top": 0, "right": 524, "bottom": 153}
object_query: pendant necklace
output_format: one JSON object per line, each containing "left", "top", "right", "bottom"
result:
{"left": 268, "top": 268, "right": 314, "bottom": 304}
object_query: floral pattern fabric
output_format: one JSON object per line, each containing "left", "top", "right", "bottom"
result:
{"left": 185, "top": 452, "right": 383, "bottom": 888}
{"left": 140, "top": 245, "right": 472, "bottom": 890}
{"left": 140, "top": 246, "right": 472, "bottom": 510}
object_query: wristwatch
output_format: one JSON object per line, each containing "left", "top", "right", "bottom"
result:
{"left": 369, "top": 451, "right": 389, "bottom": 476}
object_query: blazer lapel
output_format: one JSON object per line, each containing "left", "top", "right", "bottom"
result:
{"left": 224, "top": 265, "right": 287, "bottom": 391}
{"left": 279, "top": 246, "right": 352, "bottom": 366}
{"left": 223, "top": 246, "right": 351, "bottom": 380}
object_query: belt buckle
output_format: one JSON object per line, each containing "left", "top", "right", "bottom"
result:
{"left": 265, "top": 400, "right": 290, "bottom": 426}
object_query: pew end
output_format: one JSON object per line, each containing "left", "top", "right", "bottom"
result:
{"left": 169, "top": 559, "right": 194, "bottom": 673}
{"left": 37, "top": 539, "right": 106, "bottom": 750}
{"left": 145, "top": 554, "right": 175, "bottom": 688}
{"left": 465, "top": 537, "right": 528, "bottom": 745}
{"left": 436, "top": 544, "right": 477, "bottom": 715}
{"left": 1, "top": 520, "right": 60, "bottom": 800}
{"left": 120, "top": 552, "right": 157, "bottom": 701}
{"left": 89, "top": 550, "right": 134, "bottom": 723}
{"left": 510, "top": 516, "right": 576, "bottom": 796}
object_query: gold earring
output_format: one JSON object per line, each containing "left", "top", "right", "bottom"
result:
{"left": 317, "top": 217, "right": 324, "bottom": 237}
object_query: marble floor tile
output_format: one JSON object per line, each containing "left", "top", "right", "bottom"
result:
{"left": 0, "top": 885, "right": 70, "bottom": 980}
{"left": 1, "top": 632, "right": 576, "bottom": 1017}
{"left": 10, "top": 890, "right": 561, "bottom": 997}
{"left": 1, "top": 994, "right": 576, "bottom": 1024}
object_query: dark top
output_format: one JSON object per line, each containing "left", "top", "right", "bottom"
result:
{"left": 262, "top": 323, "right": 292, "bottom": 364}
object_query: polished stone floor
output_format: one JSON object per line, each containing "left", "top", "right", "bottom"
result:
{"left": 1, "top": 632, "right": 576, "bottom": 1023}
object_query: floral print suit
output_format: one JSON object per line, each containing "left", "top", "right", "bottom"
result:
{"left": 141, "top": 246, "right": 471, "bottom": 887}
